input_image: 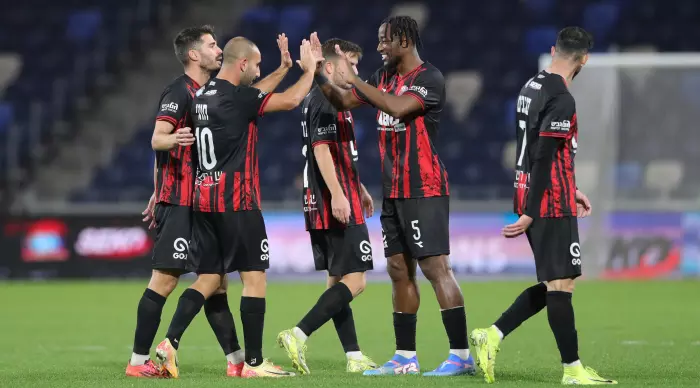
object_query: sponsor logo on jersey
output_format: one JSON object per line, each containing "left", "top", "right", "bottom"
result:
{"left": 258, "top": 91, "right": 268, "bottom": 99}
{"left": 550, "top": 120, "right": 571, "bottom": 131}
{"left": 377, "top": 111, "right": 406, "bottom": 132}
{"left": 409, "top": 85, "right": 428, "bottom": 98}
{"left": 317, "top": 124, "right": 337, "bottom": 136}
{"left": 161, "top": 102, "right": 179, "bottom": 113}
{"left": 527, "top": 81, "right": 542, "bottom": 90}
{"left": 204, "top": 89, "right": 217, "bottom": 96}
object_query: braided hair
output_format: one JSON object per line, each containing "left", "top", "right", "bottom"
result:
{"left": 382, "top": 15, "right": 422, "bottom": 49}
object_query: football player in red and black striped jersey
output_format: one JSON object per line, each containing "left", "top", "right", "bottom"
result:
{"left": 310, "top": 17, "right": 474, "bottom": 377}
{"left": 155, "top": 36, "right": 323, "bottom": 379}
{"left": 276, "top": 38, "right": 378, "bottom": 375}
{"left": 470, "top": 27, "right": 616, "bottom": 385}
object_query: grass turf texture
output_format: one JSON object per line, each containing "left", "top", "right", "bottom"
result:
{"left": 0, "top": 280, "right": 698, "bottom": 387}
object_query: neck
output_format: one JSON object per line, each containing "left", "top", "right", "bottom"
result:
{"left": 546, "top": 58, "right": 577, "bottom": 85}
{"left": 184, "top": 65, "right": 211, "bottom": 87}
{"left": 214, "top": 66, "right": 242, "bottom": 86}
{"left": 396, "top": 49, "right": 423, "bottom": 76}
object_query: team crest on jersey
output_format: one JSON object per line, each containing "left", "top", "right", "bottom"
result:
{"left": 161, "top": 102, "right": 179, "bottom": 113}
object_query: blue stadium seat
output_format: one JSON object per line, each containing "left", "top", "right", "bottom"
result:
{"left": 66, "top": 9, "right": 103, "bottom": 45}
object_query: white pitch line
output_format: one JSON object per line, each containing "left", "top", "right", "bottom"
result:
{"left": 620, "top": 340, "right": 647, "bottom": 345}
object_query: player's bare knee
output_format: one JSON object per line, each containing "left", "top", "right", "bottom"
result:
{"left": 240, "top": 271, "right": 267, "bottom": 297}
{"left": 327, "top": 274, "right": 341, "bottom": 289}
{"left": 546, "top": 278, "right": 576, "bottom": 293}
{"left": 341, "top": 272, "right": 366, "bottom": 297}
{"left": 387, "top": 254, "right": 412, "bottom": 283}
{"left": 148, "top": 270, "right": 180, "bottom": 297}
{"left": 419, "top": 255, "right": 454, "bottom": 284}
{"left": 191, "top": 273, "right": 223, "bottom": 298}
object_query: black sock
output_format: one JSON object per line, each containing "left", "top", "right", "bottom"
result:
{"left": 494, "top": 282, "right": 547, "bottom": 337}
{"left": 332, "top": 303, "right": 360, "bottom": 352}
{"left": 546, "top": 291, "right": 579, "bottom": 364}
{"left": 165, "top": 288, "right": 206, "bottom": 350}
{"left": 298, "top": 283, "right": 354, "bottom": 337}
{"left": 441, "top": 306, "right": 469, "bottom": 350}
{"left": 240, "top": 296, "right": 266, "bottom": 367}
{"left": 204, "top": 293, "right": 241, "bottom": 355}
{"left": 393, "top": 312, "right": 417, "bottom": 351}
{"left": 132, "top": 288, "right": 167, "bottom": 355}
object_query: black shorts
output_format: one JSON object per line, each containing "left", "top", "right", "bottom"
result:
{"left": 309, "top": 223, "right": 374, "bottom": 277}
{"left": 380, "top": 196, "right": 450, "bottom": 259}
{"left": 526, "top": 216, "right": 582, "bottom": 282}
{"left": 152, "top": 203, "right": 193, "bottom": 272}
{"left": 190, "top": 210, "right": 270, "bottom": 274}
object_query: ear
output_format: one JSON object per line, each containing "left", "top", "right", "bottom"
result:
{"left": 324, "top": 60, "right": 334, "bottom": 75}
{"left": 581, "top": 53, "right": 589, "bottom": 65}
{"left": 550, "top": 46, "right": 556, "bottom": 57}
{"left": 188, "top": 49, "right": 199, "bottom": 63}
{"left": 239, "top": 58, "right": 248, "bottom": 72}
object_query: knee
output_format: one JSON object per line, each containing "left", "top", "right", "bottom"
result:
{"left": 147, "top": 270, "right": 180, "bottom": 297}
{"left": 327, "top": 275, "right": 341, "bottom": 289}
{"left": 387, "top": 257, "right": 412, "bottom": 283}
{"left": 240, "top": 271, "right": 267, "bottom": 297}
{"left": 193, "top": 274, "right": 224, "bottom": 297}
{"left": 546, "top": 279, "right": 576, "bottom": 293}
{"left": 420, "top": 256, "right": 454, "bottom": 284}
{"left": 341, "top": 272, "right": 366, "bottom": 297}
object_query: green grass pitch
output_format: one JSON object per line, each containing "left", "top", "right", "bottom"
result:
{"left": 0, "top": 280, "right": 698, "bottom": 387}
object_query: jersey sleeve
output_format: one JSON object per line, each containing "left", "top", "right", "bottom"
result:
{"left": 155, "top": 85, "right": 190, "bottom": 126}
{"left": 308, "top": 98, "right": 338, "bottom": 146}
{"left": 539, "top": 93, "right": 576, "bottom": 138}
{"left": 238, "top": 86, "right": 274, "bottom": 119}
{"left": 402, "top": 67, "right": 445, "bottom": 112}
{"left": 352, "top": 68, "right": 382, "bottom": 105}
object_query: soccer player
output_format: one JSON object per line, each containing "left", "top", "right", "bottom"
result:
{"left": 154, "top": 36, "right": 323, "bottom": 378}
{"left": 310, "top": 16, "right": 475, "bottom": 377}
{"left": 276, "top": 38, "right": 378, "bottom": 375}
{"left": 469, "top": 27, "right": 617, "bottom": 385}
{"left": 129, "top": 27, "right": 294, "bottom": 378}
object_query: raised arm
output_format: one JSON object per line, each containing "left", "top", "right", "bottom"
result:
{"left": 308, "top": 32, "right": 363, "bottom": 111}
{"left": 252, "top": 34, "right": 293, "bottom": 93}
{"left": 351, "top": 78, "right": 422, "bottom": 119}
{"left": 263, "top": 39, "right": 323, "bottom": 113}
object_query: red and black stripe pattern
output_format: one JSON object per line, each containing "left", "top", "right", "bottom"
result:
{"left": 356, "top": 63, "right": 448, "bottom": 199}
{"left": 302, "top": 86, "right": 364, "bottom": 230}
{"left": 154, "top": 75, "right": 200, "bottom": 206}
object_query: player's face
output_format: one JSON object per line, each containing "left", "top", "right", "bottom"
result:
{"left": 241, "top": 48, "right": 262, "bottom": 86}
{"left": 197, "top": 34, "right": 223, "bottom": 71}
{"left": 329, "top": 52, "right": 359, "bottom": 90}
{"left": 377, "top": 23, "right": 402, "bottom": 68}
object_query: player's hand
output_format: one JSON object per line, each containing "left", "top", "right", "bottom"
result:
{"left": 309, "top": 32, "right": 323, "bottom": 73}
{"left": 502, "top": 214, "right": 533, "bottom": 238}
{"left": 277, "top": 33, "right": 293, "bottom": 69}
{"left": 297, "top": 39, "right": 323, "bottom": 73}
{"left": 575, "top": 189, "right": 592, "bottom": 218}
{"left": 360, "top": 185, "right": 374, "bottom": 218}
{"left": 331, "top": 193, "right": 351, "bottom": 224}
{"left": 175, "top": 127, "right": 195, "bottom": 147}
{"left": 142, "top": 192, "right": 157, "bottom": 230}
{"left": 333, "top": 44, "right": 357, "bottom": 85}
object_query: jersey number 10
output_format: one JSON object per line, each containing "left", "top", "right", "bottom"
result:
{"left": 195, "top": 127, "right": 217, "bottom": 170}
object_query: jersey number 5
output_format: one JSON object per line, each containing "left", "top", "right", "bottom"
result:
{"left": 195, "top": 127, "right": 217, "bottom": 170}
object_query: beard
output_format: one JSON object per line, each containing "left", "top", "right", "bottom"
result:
{"left": 572, "top": 64, "right": 584, "bottom": 80}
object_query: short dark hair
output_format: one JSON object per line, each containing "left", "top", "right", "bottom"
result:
{"left": 555, "top": 27, "right": 593, "bottom": 61}
{"left": 173, "top": 25, "right": 216, "bottom": 65}
{"left": 322, "top": 38, "right": 363, "bottom": 61}
{"left": 381, "top": 16, "right": 422, "bottom": 49}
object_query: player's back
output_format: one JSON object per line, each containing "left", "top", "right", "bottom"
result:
{"left": 191, "top": 78, "right": 271, "bottom": 212}
{"left": 513, "top": 70, "right": 578, "bottom": 217}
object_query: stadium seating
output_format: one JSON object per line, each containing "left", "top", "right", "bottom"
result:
{"left": 14, "top": 0, "right": 700, "bottom": 203}
{"left": 0, "top": 0, "right": 181, "bottom": 205}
